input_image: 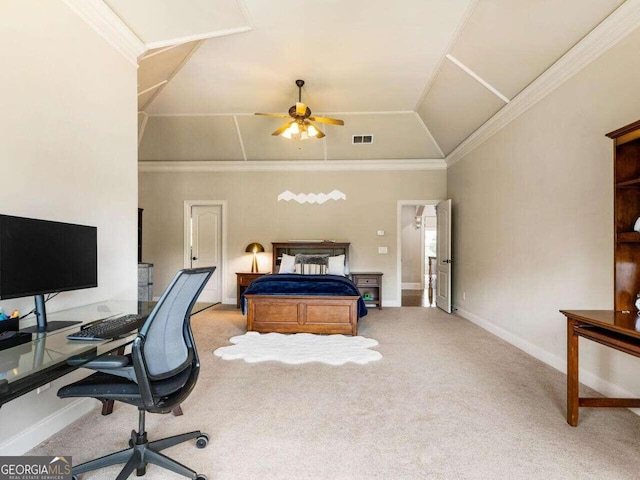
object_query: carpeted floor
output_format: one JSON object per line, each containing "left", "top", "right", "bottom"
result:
{"left": 30, "top": 306, "right": 640, "bottom": 479}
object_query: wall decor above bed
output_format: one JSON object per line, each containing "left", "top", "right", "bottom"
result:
{"left": 277, "top": 190, "right": 346, "bottom": 205}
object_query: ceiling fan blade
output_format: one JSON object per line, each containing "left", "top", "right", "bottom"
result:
{"left": 272, "top": 121, "right": 293, "bottom": 136}
{"left": 255, "top": 112, "right": 291, "bottom": 118}
{"left": 308, "top": 116, "right": 344, "bottom": 126}
{"left": 296, "top": 102, "right": 307, "bottom": 116}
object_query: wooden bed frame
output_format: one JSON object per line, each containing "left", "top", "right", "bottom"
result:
{"left": 244, "top": 242, "right": 360, "bottom": 335}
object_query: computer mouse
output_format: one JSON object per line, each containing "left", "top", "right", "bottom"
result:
{"left": 0, "top": 331, "right": 16, "bottom": 341}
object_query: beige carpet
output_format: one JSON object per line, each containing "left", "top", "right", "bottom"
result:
{"left": 30, "top": 306, "right": 640, "bottom": 479}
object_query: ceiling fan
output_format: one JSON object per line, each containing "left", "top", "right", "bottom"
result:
{"left": 255, "top": 79, "right": 344, "bottom": 139}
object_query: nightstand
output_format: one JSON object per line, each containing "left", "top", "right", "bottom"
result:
{"left": 236, "top": 272, "right": 269, "bottom": 308}
{"left": 350, "top": 272, "right": 383, "bottom": 310}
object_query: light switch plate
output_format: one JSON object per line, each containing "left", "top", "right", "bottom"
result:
{"left": 378, "top": 246, "right": 388, "bottom": 254}
{"left": 377, "top": 230, "right": 385, "bottom": 236}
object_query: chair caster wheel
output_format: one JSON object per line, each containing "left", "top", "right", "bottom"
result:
{"left": 129, "top": 439, "right": 134, "bottom": 448}
{"left": 72, "top": 475, "right": 79, "bottom": 480}
{"left": 195, "top": 433, "right": 209, "bottom": 449}
{"left": 195, "top": 475, "right": 207, "bottom": 480}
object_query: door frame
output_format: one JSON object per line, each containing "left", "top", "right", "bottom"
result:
{"left": 396, "top": 199, "right": 441, "bottom": 307}
{"left": 183, "top": 200, "right": 227, "bottom": 303}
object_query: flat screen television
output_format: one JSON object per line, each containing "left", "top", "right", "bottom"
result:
{"left": 0, "top": 214, "right": 98, "bottom": 332}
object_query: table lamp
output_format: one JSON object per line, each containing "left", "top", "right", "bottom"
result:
{"left": 245, "top": 242, "right": 265, "bottom": 273}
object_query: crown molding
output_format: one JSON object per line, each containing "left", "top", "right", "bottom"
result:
{"left": 138, "top": 159, "right": 447, "bottom": 173}
{"left": 62, "top": 0, "right": 145, "bottom": 67}
{"left": 446, "top": 0, "right": 640, "bottom": 167}
{"left": 143, "top": 26, "right": 252, "bottom": 51}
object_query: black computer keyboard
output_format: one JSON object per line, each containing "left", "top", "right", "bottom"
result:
{"left": 66, "top": 314, "right": 147, "bottom": 341}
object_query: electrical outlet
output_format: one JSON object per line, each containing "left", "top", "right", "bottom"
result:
{"left": 378, "top": 246, "right": 388, "bottom": 254}
{"left": 377, "top": 230, "right": 385, "bottom": 236}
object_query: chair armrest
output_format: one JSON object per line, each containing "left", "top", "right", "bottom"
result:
{"left": 67, "top": 355, "right": 130, "bottom": 369}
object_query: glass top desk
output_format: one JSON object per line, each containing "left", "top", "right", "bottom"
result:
{"left": 0, "top": 300, "right": 214, "bottom": 407}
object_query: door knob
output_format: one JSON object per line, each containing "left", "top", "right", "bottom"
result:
{"left": 192, "top": 256, "right": 198, "bottom": 261}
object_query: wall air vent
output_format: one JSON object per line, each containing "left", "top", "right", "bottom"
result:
{"left": 352, "top": 135, "right": 373, "bottom": 144}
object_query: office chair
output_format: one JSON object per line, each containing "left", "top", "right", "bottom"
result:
{"left": 58, "top": 267, "right": 215, "bottom": 480}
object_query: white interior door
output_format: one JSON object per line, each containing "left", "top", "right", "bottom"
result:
{"left": 190, "top": 204, "right": 222, "bottom": 303}
{"left": 435, "top": 199, "right": 452, "bottom": 313}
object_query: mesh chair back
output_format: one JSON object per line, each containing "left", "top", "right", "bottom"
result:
{"left": 140, "top": 268, "right": 214, "bottom": 379}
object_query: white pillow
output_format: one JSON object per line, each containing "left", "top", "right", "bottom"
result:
{"left": 278, "top": 253, "right": 296, "bottom": 273}
{"left": 327, "top": 254, "right": 346, "bottom": 276}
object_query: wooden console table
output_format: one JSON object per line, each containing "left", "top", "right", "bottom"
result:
{"left": 560, "top": 310, "right": 640, "bottom": 426}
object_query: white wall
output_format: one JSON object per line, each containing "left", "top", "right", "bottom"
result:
{"left": 0, "top": 0, "right": 138, "bottom": 454}
{"left": 139, "top": 169, "right": 447, "bottom": 306}
{"left": 447, "top": 27, "right": 640, "bottom": 397}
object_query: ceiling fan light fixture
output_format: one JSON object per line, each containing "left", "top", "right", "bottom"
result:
{"left": 307, "top": 124, "right": 319, "bottom": 137}
{"left": 256, "top": 79, "right": 343, "bottom": 140}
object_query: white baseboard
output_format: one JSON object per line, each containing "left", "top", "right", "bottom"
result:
{"left": 455, "top": 307, "right": 640, "bottom": 411}
{"left": 0, "top": 398, "right": 98, "bottom": 455}
{"left": 402, "top": 283, "right": 422, "bottom": 290}
{"left": 224, "top": 297, "right": 236, "bottom": 305}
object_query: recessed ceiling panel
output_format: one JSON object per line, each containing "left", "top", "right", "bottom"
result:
{"left": 138, "top": 116, "right": 244, "bottom": 161}
{"left": 147, "top": 0, "right": 472, "bottom": 115}
{"left": 104, "top": 0, "right": 249, "bottom": 45}
{"left": 138, "top": 42, "right": 199, "bottom": 93}
{"left": 325, "top": 113, "right": 443, "bottom": 160}
{"left": 418, "top": 60, "right": 505, "bottom": 155}
{"left": 451, "top": 0, "right": 625, "bottom": 100}
{"left": 138, "top": 88, "right": 162, "bottom": 111}
{"left": 238, "top": 116, "right": 324, "bottom": 161}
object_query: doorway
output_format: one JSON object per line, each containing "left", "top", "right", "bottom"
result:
{"left": 183, "top": 201, "right": 226, "bottom": 303}
{"left": 399, "top": 203, "right": 437, "bottom": 306}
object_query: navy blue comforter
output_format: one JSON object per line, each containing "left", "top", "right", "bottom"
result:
{"left": 241, "top": 274, "right": 367, "bottom": 318}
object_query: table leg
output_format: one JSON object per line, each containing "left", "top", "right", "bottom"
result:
{"left": 567, "top": 317, "right": 579, "bottom": 426}
{"left": 428, "top": 258, "right": 434, "bottom": 306}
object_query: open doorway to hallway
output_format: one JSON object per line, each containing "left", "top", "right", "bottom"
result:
{"left": 401, "top": 204, "right": 436, "bottom": 307}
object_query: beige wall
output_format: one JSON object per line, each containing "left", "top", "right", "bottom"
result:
{"left": 139, "top": 169, "right": 446, "bottom": 305}
{"left": 447, "top": 28, "right": 640, "bottom": 397}
{"left": 0, "top": 0, "right": 138, "bottom": 453}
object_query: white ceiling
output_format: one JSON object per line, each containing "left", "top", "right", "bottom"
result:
{"left": 100, "top": 0, "right": 628, "bottom": 162}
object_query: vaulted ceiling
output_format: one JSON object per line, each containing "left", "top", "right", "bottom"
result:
{"left": 99, "top": 0, "right": 628, "bottom": 164}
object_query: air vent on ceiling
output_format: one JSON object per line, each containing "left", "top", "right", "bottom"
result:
{"left": 352, "top": 135, "right": 373, "bottom": 144}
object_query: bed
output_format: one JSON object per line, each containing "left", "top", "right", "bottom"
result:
{"left": 242, "top": 242, "right": 367, "bottom": 335}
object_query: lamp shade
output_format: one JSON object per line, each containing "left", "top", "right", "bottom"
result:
{"left": 245, "top": 242, "right": 265, "bottom": 254}
{"left": 245, "top": 242, "right": 265, "bottom": 273}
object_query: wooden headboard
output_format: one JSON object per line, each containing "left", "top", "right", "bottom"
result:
{"left": 272, "top": 242, "right": 350, "bottom": 273}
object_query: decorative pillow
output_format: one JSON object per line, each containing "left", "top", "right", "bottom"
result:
{"left": 327, "top": 254, "right": 346, "bottom": 276}
{"left": 294, "top": 263, "right": 327, "bottom": 275}
{"left": 294, "top": 254, "right": 329, "bottom": 265}
{"left": 278, "top": 253, "right": 296, "bottom": 273}
{"left": 294, "top": 254, "right": 329, "bottom": 275}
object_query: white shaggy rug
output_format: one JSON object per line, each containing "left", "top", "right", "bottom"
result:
{"left": 213, "top": 331, "right": 382, "bottom": 365}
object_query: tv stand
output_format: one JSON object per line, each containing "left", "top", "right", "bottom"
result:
{"left": 20, "top": 294, "right": 81, "bottom": 333}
